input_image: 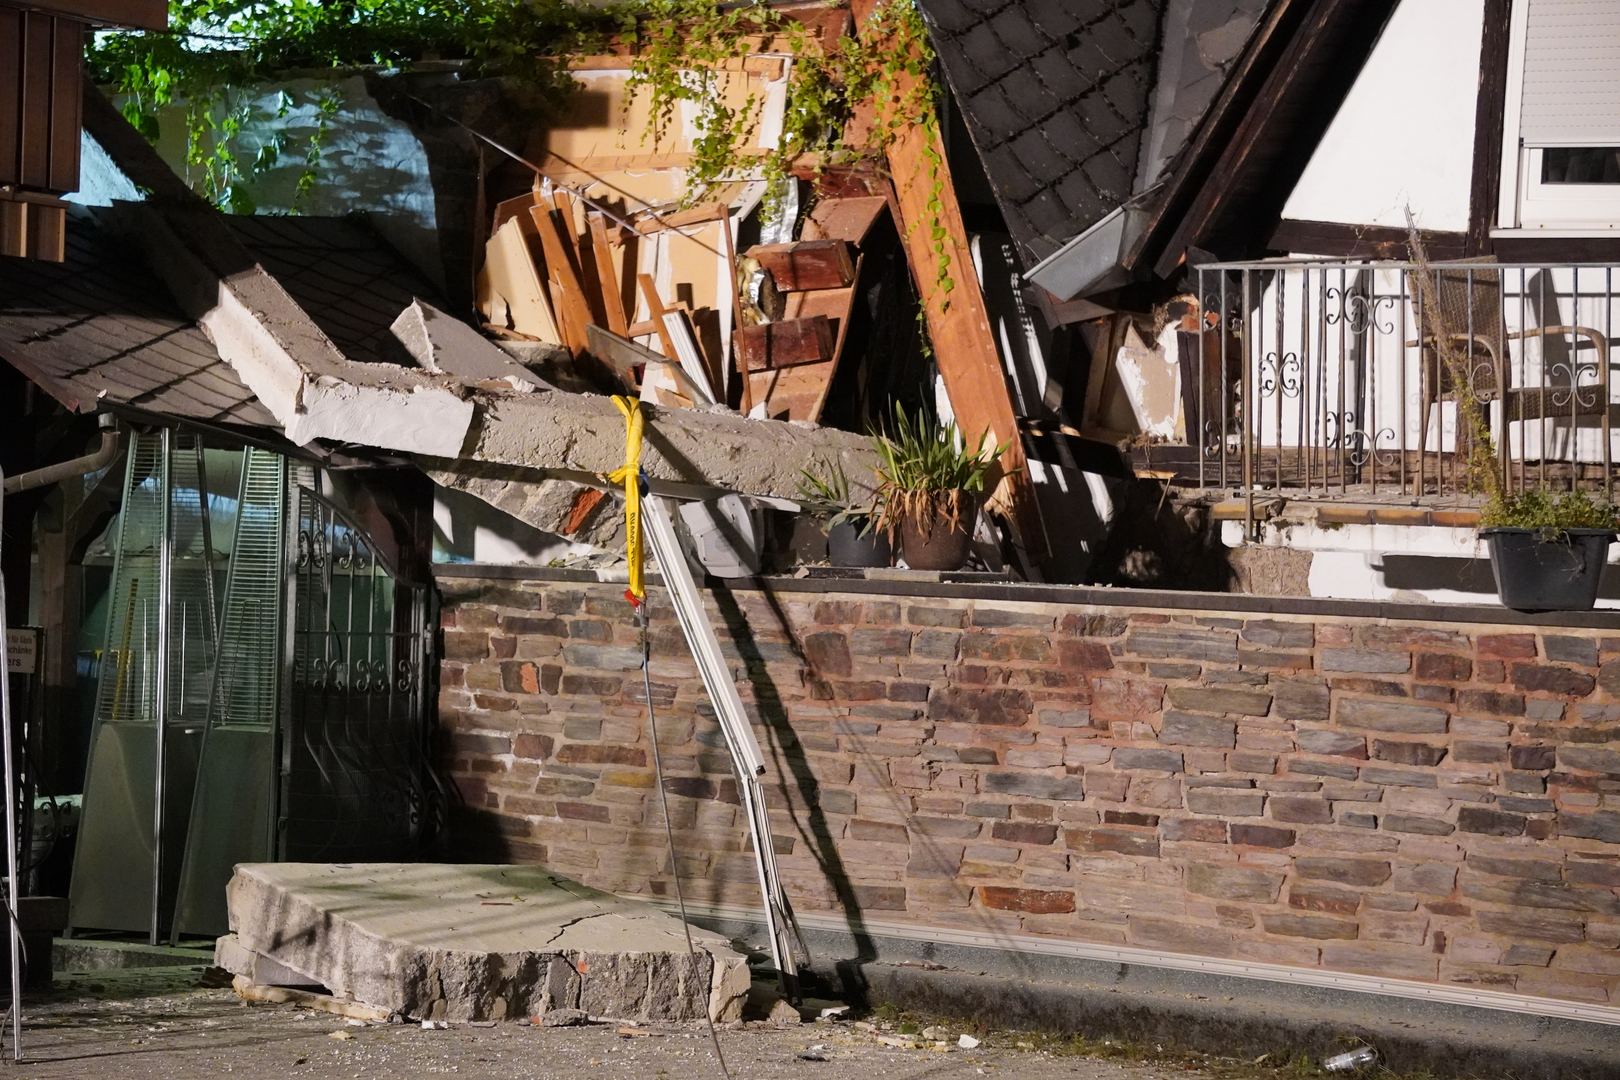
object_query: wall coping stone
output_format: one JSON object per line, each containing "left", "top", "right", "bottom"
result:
{"left": 658, "top": 897, "right": 1620, "bottom": 1030}
{"left": 431, "top": 564, "right": 1620, "bottom": 630}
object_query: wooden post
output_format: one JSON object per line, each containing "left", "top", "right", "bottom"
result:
{"left": 851, "top": 0, "right": 1047, "bottom": 561}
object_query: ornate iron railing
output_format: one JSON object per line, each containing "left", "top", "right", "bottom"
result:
{"left": 281, "top": 485, "right": 435, "bottom": 862}
{"left": 1189, "top": 260, "right": 1616, "bottom": 504}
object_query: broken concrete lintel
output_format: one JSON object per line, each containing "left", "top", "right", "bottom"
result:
{"left": 112, "top": 203, "right": 475, "bottom": 457}
{"left": 392, "top": 299, "right": 554, "bottom": 392}
{"left": 288, "top": 376, "right": 475, "bottom": 458}
{"left": 435, "top": 390, "right": 879, "bottom": 503}
{"left": 429, "top": 464, "right": 628, "bottom": 551}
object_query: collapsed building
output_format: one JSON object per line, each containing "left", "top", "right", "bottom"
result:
{"left": 2, "top": 0, "right": 1620, "bottom": 1063}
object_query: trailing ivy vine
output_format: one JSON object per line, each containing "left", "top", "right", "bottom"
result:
{"left": 89, "top": 0, "right": 954, "bottom": 299}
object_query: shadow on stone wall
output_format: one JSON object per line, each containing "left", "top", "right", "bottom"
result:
{"left": 711, "top": 584, "right": 876, "bottom": 987}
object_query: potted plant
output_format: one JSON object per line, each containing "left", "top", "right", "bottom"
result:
{"left": 797, "top": 459, "right": 890, "bottom": 568}
{"left": 1404, "top": 237, "right": 1616, "bottom": 612}
{"left": 871, "top": 404, "right": 1006, "bottom": 573}
{"left": 1479, "top": 489, "right": 1618, "bottom": 612}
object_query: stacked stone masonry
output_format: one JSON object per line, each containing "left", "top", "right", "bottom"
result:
{"left": 437, "top": 574, "right": 1620, "bottom": 1008}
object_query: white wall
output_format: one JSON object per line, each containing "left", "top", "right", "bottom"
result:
{"left": 118, "top": 75, "right": 444, "bottom": 287}
{"left": 1280, "top": 0, "right": 1485, "bottom": 232}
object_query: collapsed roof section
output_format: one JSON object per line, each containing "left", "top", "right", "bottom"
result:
{"left": 918, "top": 0, "right": 1164, "bottom": 268}
{"left": 0, "top": 209, "right": 274, "bottom": 429}
{"left": 0, "top": 79, "right": 880, "bottom": 533}
{"left": 1026, "top": 0, "right": 1406, "bottom": 299}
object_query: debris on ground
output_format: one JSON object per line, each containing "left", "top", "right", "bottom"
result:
{"left": 9, "top": 962, "right": 1435, "bottom": 1080}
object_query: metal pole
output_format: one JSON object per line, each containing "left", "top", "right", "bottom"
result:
{"left": 641, "top": 494, "right": 802, "bottom": 996}
{"left": 150, "top": 428, "right": 173, "bottom": 946}
{"left": 0, "top": 466, "right": 23, "bottom": 1059}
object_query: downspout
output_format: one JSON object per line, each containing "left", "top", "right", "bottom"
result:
{"left": 3, "top": 415, "right": 122, "bottom": 496}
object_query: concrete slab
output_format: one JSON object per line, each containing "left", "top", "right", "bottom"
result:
{"left": 225, "top": 864, "right": 750, "bottom": 1024}
{"left": 54, "top": 938, "right": 213, "bottom": 972}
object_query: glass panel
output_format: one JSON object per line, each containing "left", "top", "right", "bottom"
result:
{"left": 1541, "top": 147, "right": 1620, "bottom": 184}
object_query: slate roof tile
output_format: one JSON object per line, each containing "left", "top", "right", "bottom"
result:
{"left": 988, "top": 6, "right": 1051, "bottom": 60}
{"left": 920, "top": 0, "right": 1166, "bottom": 266}
{"left": 980, "top": 144, "right": 1045, "bottom": 203}
{"left": 996, "top": 65, "right": 1060, "bottom": 127}
{"left": 0, "top": 214, "right": 269, "bottom": 427}
{"left": 1024, "top": 0, "right": 1084, "bottom": 40}
{"left": 1030, "top": 48, "right": 1096, "bottom": 102}
{"left": 1008, "top": 128, "right": 1071, "bottom": 186}
{"left": 926, "top": 0, "right": 983, "bottom": 33}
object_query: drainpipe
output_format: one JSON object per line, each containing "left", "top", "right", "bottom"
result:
{"left": 3, "top": 414, "right": 122, "bottom": 496}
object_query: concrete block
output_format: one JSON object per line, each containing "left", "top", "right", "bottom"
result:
{"left": 226, "top": 864, "right": 748, "bottom": 1023}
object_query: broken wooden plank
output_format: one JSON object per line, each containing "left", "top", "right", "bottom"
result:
{"left": 588, "top": 212, "right": 630, "bottom": 336}
{"left": 853, "top": 0, "right": 1046, "bottom": 561}
{"left": 636, "top": 272, "right": 683, "bottom": 366}
{"left": 738, "top": 315, "right": 834, "bottom": 372}
{"left": 482, "top": 216, "right": 562, "bottom": 344}
{"left": 718, "top": 203, "right": 752, "bottom": 413}
{"left": 748, "top": 252, "right": 863, "bottom": 423}
{"left": 647, "top": 201, "right": 729, "bottom": 231}
{"left": 746, "top": 239, "right": 855, "bottom": 291}
{"left": 529, "top": 199, "right": 595, "bottom": 356}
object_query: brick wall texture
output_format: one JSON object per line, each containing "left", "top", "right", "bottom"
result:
{"left": 437, "top": 575, "right": 1620, "bottom": 1008}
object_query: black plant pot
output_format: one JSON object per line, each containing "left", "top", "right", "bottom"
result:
{"left": 900, "top": 514, "right": 973, "bottom": 572}
{"left": 827, "top": 521, "right": 891, "bottom": 568}
{"left": 1482, "top": 527, "right": 1615, "bottom": 612}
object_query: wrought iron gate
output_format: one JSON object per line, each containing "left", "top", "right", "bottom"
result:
{"left": 281, "top": 484, "right": 434, "bottom": 862}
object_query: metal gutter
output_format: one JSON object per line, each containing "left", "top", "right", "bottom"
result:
{"left": 2, "top": 414, "right": 121, "bottom": 496}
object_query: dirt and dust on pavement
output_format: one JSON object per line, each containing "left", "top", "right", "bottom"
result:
{"left": 0, "top": 964, "right": 1373, "bottom": 1080}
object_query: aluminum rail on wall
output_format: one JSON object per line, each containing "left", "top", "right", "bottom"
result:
{"left": 641, "top": 494, "right": 803, "bottom": 992}
{"left": 0, "top": 469, "right": 21, "bottom": 1059}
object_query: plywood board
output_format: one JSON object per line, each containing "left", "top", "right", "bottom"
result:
{"left": 482, "top": 216, "right": 561, "bottom": 344}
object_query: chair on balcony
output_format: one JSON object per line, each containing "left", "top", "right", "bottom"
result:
{"left": 1408, "top": 267, "right": 1610, "bottom": 471}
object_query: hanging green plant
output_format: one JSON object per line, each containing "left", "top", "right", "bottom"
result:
{"left": 89, "top": 0, "right": 620, "bottom": 211}
{"left": 88, "top": 0, "right": 956, "bottom": 304}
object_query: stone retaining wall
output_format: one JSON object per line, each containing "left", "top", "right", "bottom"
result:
{"left": 436, "top": 572, "right": 1620, "bottom": 1008}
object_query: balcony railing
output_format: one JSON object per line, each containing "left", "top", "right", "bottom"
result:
{"left": 1186, "top": 260, "right": 1617, "bottom": 505}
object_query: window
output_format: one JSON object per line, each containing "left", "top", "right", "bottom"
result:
{"left": 1497, "top": 0, "right": 1620, "bottom": 231}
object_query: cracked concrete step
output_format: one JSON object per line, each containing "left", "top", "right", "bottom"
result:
{"left": 224, "top": 864, "right": 751, "bottom": 1024}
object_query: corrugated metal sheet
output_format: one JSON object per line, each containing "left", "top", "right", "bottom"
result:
{"left": 1520, "top": 0, "right": 1620, "bottom": 146}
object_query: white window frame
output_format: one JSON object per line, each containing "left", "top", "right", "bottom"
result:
{"left": 1496, "top": 0, "right": 1620, "bottom": 232}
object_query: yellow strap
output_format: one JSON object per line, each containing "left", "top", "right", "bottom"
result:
{"left": 608, "top": 395, "right": 646, "bottom": 602}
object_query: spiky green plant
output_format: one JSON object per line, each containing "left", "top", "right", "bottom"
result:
{"left": 797, "top": 457, "right": 880, "bottom": 537}
{"left": 870, "top": 404, "right": 1006, "bottom": 539}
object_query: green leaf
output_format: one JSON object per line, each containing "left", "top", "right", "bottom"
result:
{"left": 226, "top": 183, "right": 257, "bottom": 214}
